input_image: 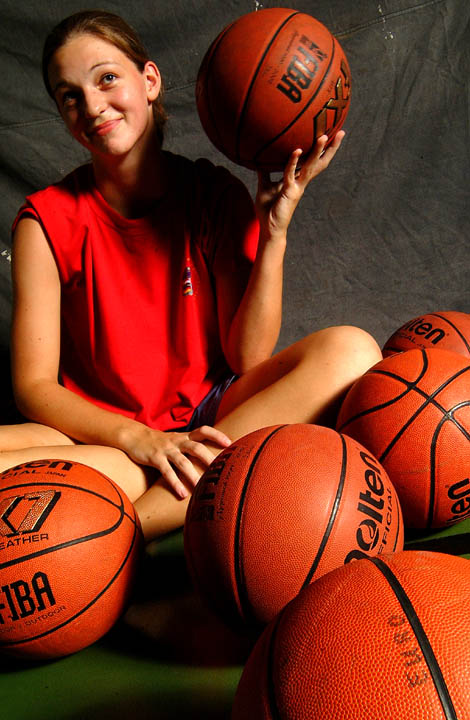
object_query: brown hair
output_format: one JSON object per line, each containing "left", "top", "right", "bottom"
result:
{"left": 42, "top": 10, "right": 167, "bottom": 145}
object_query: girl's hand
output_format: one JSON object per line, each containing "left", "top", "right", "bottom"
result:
{"left": 121, "top": 424, "right": 232, "bottom": 499}
{"left": 255, "top": 131, "right": 345, "bottom": 241}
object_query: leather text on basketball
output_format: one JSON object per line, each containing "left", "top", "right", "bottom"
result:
{"left": 0, "top": 572, "right": 57, "bottom": 625}
{"left": 190, "top": 448, "right": 236, "bottom": 522}
{"left": 0, "top": 459, "right": 74, "bottom": 479}
{"left": 276, "top": 34, "right": 326, "bottom": 103}
{"left": 397, "top": 318, "right": 446, "bottom": 345}
{"left": 446, "top": 477, "right": 470, "bottom": 524}
{"left": 387, "top": 614, "right": 430, "bottom": 689}
{"left": 0, "top": 533, "right": 49, "bottom": 552}
{"left": 344, "top": 451, "right": 394, "bottom": 564}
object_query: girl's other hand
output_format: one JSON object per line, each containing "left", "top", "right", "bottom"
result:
{"left": 121, "top": 424, "right": 232, "bottom": 499}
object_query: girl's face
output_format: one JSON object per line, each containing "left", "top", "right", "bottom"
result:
{"left": 47, "top": 33, "right": 161, "bottom": 158}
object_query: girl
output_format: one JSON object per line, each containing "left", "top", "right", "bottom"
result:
{"left": 2, "top": 10, "right": 382, "bottom": 541}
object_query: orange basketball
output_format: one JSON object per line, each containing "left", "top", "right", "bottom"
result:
{"left": 196, "top": 8, "right": 351, "bottom": 171}
{"left": 337, "top": 348, "right": 470, "bottom": 529}
{"left": 232, "top": 551, "right": 470, "bottom": 719}
{"left": 184, "top": 424, "right": 403, "bottom": 629}
{"left": 0, "top": 459, "right": 142, "bottom": 660}
{"left": 383, "top": 311, "right": 470, "bottom": 358}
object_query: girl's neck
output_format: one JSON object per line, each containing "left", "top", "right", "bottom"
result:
{"left": 92, "top": 137, "right": 168, "bottom": 219}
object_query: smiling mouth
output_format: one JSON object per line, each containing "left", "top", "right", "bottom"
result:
{"left": 90, "top": 119, "right": 121, "bottom": 136}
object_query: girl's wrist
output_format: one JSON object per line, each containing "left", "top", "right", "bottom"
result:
{"left": 257, "top": 230, "right": 287, "bottom": 260}
{"left": 113, "top": 418, "right": 149, "bottom": 453}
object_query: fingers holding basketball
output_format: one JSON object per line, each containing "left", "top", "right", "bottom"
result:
{"left": 256, "top": 133, "right": 345, "bottom": 239}
{"left": 298, "top": 130, "right": 346, "bottom": 181}
{"left": 280, "top": 132, "right": 345, "bottom": 194}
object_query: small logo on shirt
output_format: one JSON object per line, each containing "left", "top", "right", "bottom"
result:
{"left": 182, "top": 264, "right": 194, "bottom": 296}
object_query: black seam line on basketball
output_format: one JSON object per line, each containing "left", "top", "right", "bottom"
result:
{"left": 301, "top": 433, "right": 347, "bottom": 589}
{"left": 337, "top": 350, "right": 470, "bottom": 460}
{"left": 233, "top": 425, "right": 287, "bottom": 625}
{"left": 336, "top": 350, "right": 430, "bottom": 432}
{"left": 392, "top": 492, "right": 402, "bottom": 552}
{"left": 430, "top": 313, "right": 470, "bottom": 354}
{"left": 427, "top": 400, "right": 470, "bottom": 529}
{"left": 368, "top": 557, "right": 458, "bottom": 720}
{"left": 443, "top": 400, "right": 470, "bottom": 441}
{"left": 234, "top": 11, "right": 301, "bottom": 164}
{"left": 0, "top": 519, "right": 139, "bottom": 649}
{"left": 0, "top": 481, "right": 137, "bottom": 528}
{"left": 428, "top": 416, "right": 440, "bottom": 529}
{"left": 1, "top": 473, "right": 122, "bottom": 509}
{"left": 253, "top": 32, "right": 336, "bottom": 164}
{"left": 372, "top": 367, "right": 470, "bottom": 425}
{"left": 0, "top": 501, "right": 126, "bottom": 571}
{"left": 2, "top": 460, "right": 124, "bottom": 506}
{"left": 378, "top": 364, "right": 470, "bottom": 464}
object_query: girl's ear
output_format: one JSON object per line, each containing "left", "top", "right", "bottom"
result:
{"left": 144, "top": 61, "right": 161, "bottom": 102}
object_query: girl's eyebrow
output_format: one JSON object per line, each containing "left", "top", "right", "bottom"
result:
{"left": 52, "top": 61, "right": 123, "bottom": 94}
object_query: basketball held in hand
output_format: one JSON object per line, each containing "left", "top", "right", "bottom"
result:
{"left": 0, "top": 459, "right": 143, "bottom": 660}
{"left": 196, "top": 8, "right": 351, "bottom": 171}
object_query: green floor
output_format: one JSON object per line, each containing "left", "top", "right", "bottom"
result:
{"left": 1, "top": 521, "right": 469, "bottom": 720}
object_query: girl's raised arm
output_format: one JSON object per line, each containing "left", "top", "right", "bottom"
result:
{"left": 217, "top": 132, "right": 345, "bottom": 376}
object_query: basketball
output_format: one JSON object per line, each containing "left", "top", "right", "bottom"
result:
{"left": 231, "top": 550, "right": 470, "bottom": 719}
{"left": 184, "top": 423, "right": 403, "bottom": 629}
{"left": 383, "top": 311, "right": 470, "bottom": 358}
{"left": 0, "top": 459, "right": 143, "bottom": 660}
{"left": 336, "top": 348, "right": 470, "bottom": 529}
{"left": 196, "top": 8, "right": 351, "bottom": 171}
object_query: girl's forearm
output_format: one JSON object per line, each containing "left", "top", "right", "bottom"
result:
{"left": 225, "top": 233, "right": 286, "bottom": 374}
{"left": 13, "top": 378, "right": 145, "bottom": 451}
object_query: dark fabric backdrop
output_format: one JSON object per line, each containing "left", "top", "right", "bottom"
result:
{"left": 0, "top": 0, "right": 468, "bottom": 421}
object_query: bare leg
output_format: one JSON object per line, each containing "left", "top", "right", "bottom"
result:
{"left": 0, "top": 443, "right": 153, "bottom": 503}
{"left": 0, "top": 422, "right": 78, "bottom": 450}
{"left": 0, "top": 327, "right": 381, "bottom": 542}
{"left": 136, "top": 326, "right": 382, "bottom": 539}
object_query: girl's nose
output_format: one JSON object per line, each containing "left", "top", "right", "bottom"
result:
{"left": 83, "top": 88, "right": 106, "bottom": 118}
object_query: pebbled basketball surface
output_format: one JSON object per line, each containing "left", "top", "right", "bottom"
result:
{"left": 1, "top": 520, "right": 468, "bottom": 719}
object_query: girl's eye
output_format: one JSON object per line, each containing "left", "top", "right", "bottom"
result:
{"left": 61, "top": 91, "right": 78, "bottom": 107}
{"left": 101, "top": 73, "right": 117, "bottom": 85}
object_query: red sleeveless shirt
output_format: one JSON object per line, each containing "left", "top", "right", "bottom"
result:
{"left": 13, "top": 153, "right": 258, "bottom": 429}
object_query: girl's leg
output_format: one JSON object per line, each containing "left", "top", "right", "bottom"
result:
{"left": 0, "top": 441, "right": 152, "bottom": 503}
{"left": 0, "top": 326, "right": 381, "bottom": 541}
{"left": 216, "top": 325, "right": 382, "bottom": 428}
{"left": 136, "top": 326, "right": 382, "bottom": 540}
{"left": 0, "top": 422, "right": 78, "bottom": 451}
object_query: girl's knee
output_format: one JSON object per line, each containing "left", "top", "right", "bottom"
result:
{"left": 300, "top": 325, "right": 382, "bottom": 378}
{"left": 320, "top": 325, "right": 381, "bottom": 360}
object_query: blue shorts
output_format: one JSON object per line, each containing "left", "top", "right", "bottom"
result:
{"left": 185, "top": 375, "right": 237, "bottom": 430}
